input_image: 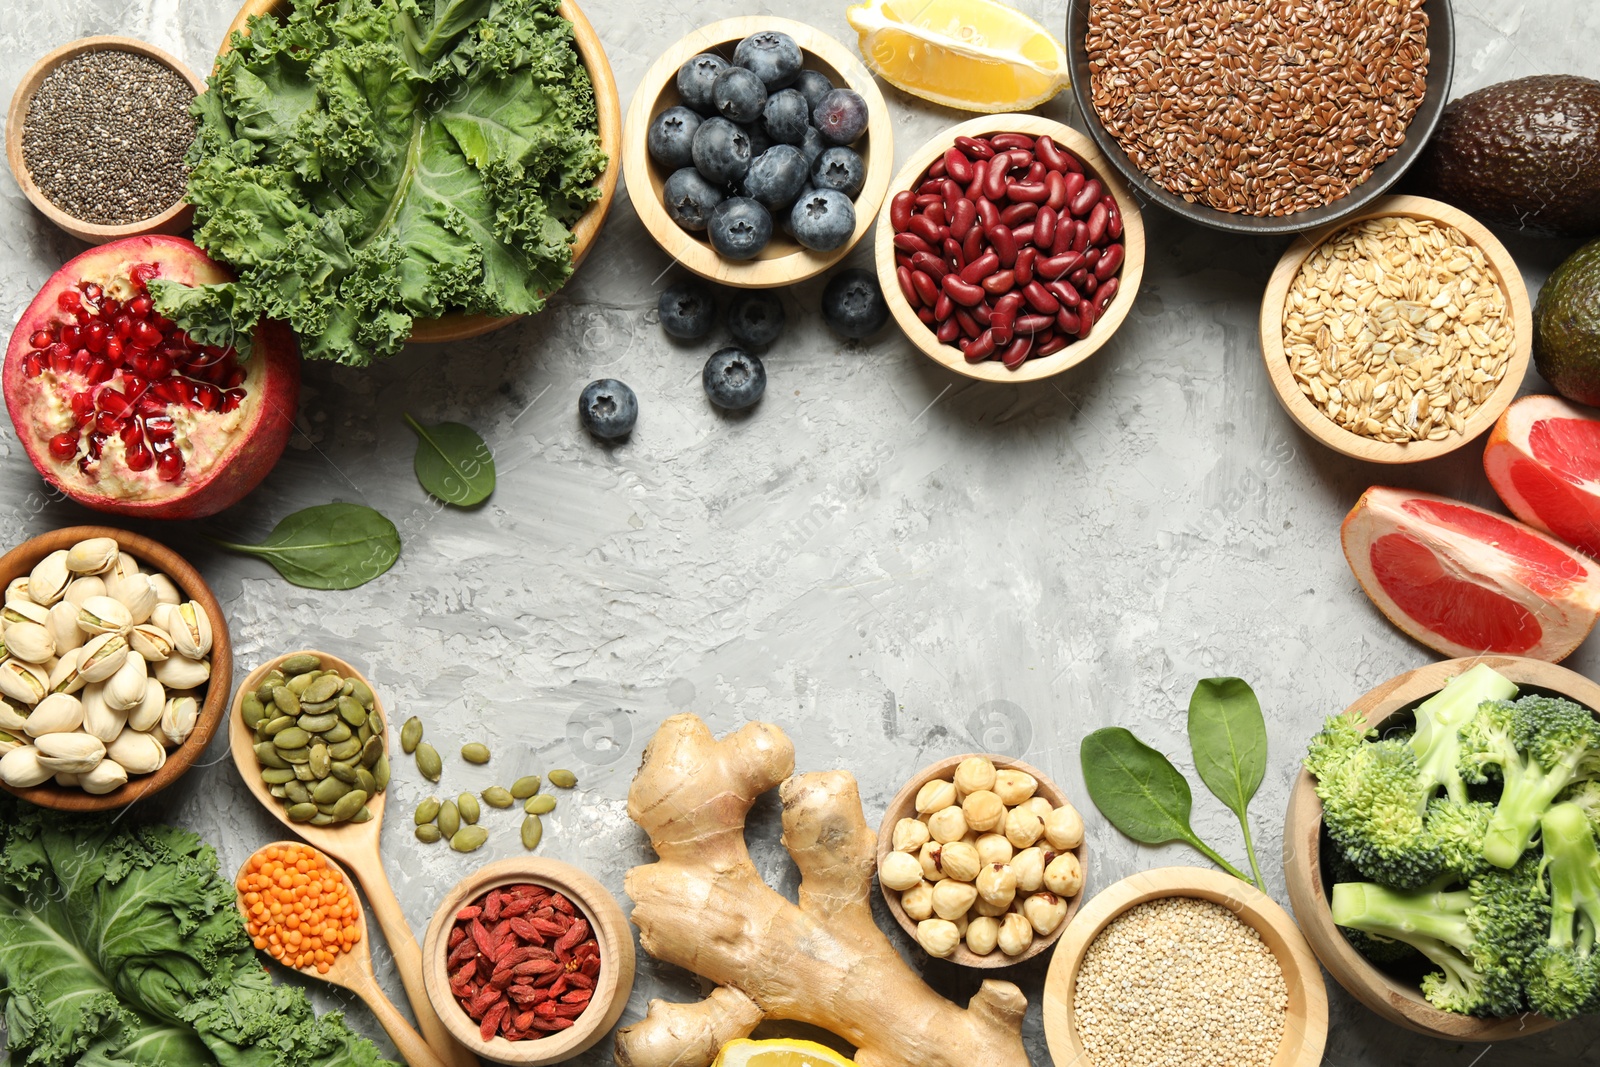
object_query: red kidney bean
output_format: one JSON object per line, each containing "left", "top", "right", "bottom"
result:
{"left": 991, "top": 132, "right": 1036, "bottom": 152}
{"left": 1062, "top": 170, "right": 1085, "bottom": 206}
{"left": 1084, "top": 203, "right": 1107, "bottom": 248}
{"left": 984, "top": 154, "right": 1012, "bottom": 201}
{"left": 975, "top": 197, "right": 1000, "bottom": 231}
{"left": 1045, "top": 278, "right": 1081, "bottom": 307}
{"left": 894, "top": 232, "right": 934, "bottom": 256}
{"left": 916, "top": 306, "right": 935, "bottom": 325}
{"left": 955, "top": 135, "right": 994, "bottom": 159}
{"left": 1096, "top": 243, "right": 1124, "bottom": 280}
{"left": 1082, "top": 274, "right": 1097, "bottom": 296}
{"left": 912, "top": 251, "right": 948, "bottom": 281}
{"left": 928, "top": 203, "right": 950, "bottom": 229}
{"left": 934, "top": 293, "right": 953, "bottom": 320}
{"left": 942, "top": 274, "right": 985, "bottom": 307}
{"left": 971, "top": 301, "right": 992, "bottom": 327}
{"left": 1045, "top": 170, "right": 1068, "bottom": 211}
{"left": 911, "top": 270, "right": 939, "bottom": 306}
{"left": 1068, "top": 267, "right": 1089, "bottom": 288}
{"left": 1035, "top": 135, "right": 1073, "bottom": 174}
{"left": 1027, "top": 162, "right": 1046, "bottom": 183}
{"left": 999, "top": 202, "right": 1038, "bottom": 227}
{"left": 960, "top": 251, "right": 999, "bottom": 284}
{"left": 963, "top": 226, "right": 983, "bottom": 263}
{"left": 1015, "top": 247, "right": 1037, "bottom": 286}
{"left": 936, "top": 317, "right": 961, "bottom": 343}
{"left": 1076, "top": 301, "right": 1098, "bottom": 339}
{"left": 1036, "top": 332, "right": 1070, "bottom": 357}
{"left": 1083, "top": 247, "right": 1101, "bottom": 271}
{"left": 987, "top": 223, "right": 1018, "bottom": 268}
{"left": 942, "top": 237, "right": 965, "bottom": 270}
{"left": 1015, "top": 312, "right": 1055, "bottom": 335}
{"left": 894, "top": 252, "right": 913, "bottom": 271}
{"left": 1105, "top": 197, "right": 1123, "bottom": 239}
{"left": 890, "top": 191, "right": 915, "bottom": 231}
{"left": 896, "top": 266, "right": 919, "bottom": 307}
{"left": 1022, "top": 281, "right": 1059, "bottom": 315}
{"left": 950, "top": 198, "right": 977, "bottom": 239}
{"left": 965, "top": 329, "right": 997, "bottom": 362}
{"left": 965, "top": 159, "right": 987, "bottom": 201}
{"left": 928, "top": 155, "right": 948, "bottom": 179}
{"left": 955, "top": 308, "right": 980, "bottom": 338}
{"left": 1055, "top": 308, "right": 1080, "bottom": 334}
{"left": 1069, "top": 178, "right": 1103, "bottom": 218}
{"left": 944, "top": 148, "right": 973, "bottom": 184}
{"left": 982, "top": 270, "right": 1015, "bottom": 295}
{"left": 1095, "top": 277, "right": 1120, "bottom": 310}
{"left": 1037, "top": 251, "right": 1082, "bottom": 280}
{"left": 991, "top": 292, "right": 1023, "bottom": 344}
{"left": 1001, "top": 335, "right": 1033, "bottom": 369}
{"left": 914, "top": 194, "right": 943, "bottom": 211}
{"left": 917, "top": 180, "right": 944, "bottom": 196}
{"left": 1009, "top": 181, "right": 1049, "bottom": 204}
{"left": 1071, "top": 221, "right": 1090, "bottom": 253}
{"left": 1012, "top": 224, "right": 1035, "bottom": 247}
{"left": 909, "top": 215, "right": 945, "bottom": 245}
{"left": 1034, "top": 207, "right": 1056, "bottom": 251}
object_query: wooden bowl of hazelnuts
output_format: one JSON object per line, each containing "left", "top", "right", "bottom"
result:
{"left": 875, "top": 754, "right": 1087, "bottom": 968}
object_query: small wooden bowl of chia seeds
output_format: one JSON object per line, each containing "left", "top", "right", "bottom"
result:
{"left": 7, "top": 37, "right": 204, "bottom": 243}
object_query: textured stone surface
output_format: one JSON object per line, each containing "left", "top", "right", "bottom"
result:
{"left": 3, "top": 1, "right": 1600, "bottom": 1064}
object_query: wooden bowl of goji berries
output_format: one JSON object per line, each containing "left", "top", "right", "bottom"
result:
{"left": 421, "top": 858, "right": 636, "bottom": 1065}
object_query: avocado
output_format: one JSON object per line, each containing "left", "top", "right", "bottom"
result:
{"left": 1411, "top": 75, "right": 1600, "bottom": 238}
{"left": 1534, "top": 238, "right": 1600, "bottom": 405}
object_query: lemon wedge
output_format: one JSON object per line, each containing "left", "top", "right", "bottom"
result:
{"left": 711, "top": 1038, "right": 857, "bottom": 1067}
{"left": 846, "top": 0, "right": 1070, "bottom": 113}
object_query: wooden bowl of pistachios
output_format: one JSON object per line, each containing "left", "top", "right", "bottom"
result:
{"left": 0, "top": 526, "right": 230, "bottom": 811}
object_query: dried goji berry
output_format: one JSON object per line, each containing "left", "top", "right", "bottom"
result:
{"left": 456, "top": 905, "right": 482, "bottom": 921}
{"left": 479, "top": 1000, "right": 509, "bottom": 1041}
{"left": 484, "top": 891, "right": 504, "bottom": 923}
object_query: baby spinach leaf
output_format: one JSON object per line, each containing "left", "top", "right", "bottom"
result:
{"left": 1080, "top": 727, "right": 1253, "bottom": 884}
{"left": 1188, "top": 677, "right": 1269, "bottom": 888}
{"left": 404, "top": 413, "right": 495, "bottom": 507}
{"left": 211, "top": 504, "right": 400, "bottom": 589}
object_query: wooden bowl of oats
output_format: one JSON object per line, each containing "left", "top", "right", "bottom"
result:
{"left": 1259, "top": 195, "right": 1531, "bottom": 464}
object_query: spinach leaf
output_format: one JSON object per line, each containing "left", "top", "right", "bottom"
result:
{"left": 405, "top": 413, "right": 495, "bottom": 506}
{"left": 1188, "top": 677, "right": 1269, "bottom": 888}
{"left": 211, "top": 504, "right": 400, "bottom": 589}
{"left": 1080, "top": 727, "right": 1252, "bottom": 883}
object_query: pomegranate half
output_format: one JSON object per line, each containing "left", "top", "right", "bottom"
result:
{"left": 3, "top": 237, "right": 299, "bottom": 519}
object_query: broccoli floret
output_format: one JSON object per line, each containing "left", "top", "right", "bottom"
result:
{"left": 1560, "top": 780, "right": 1600, "bottom": 839}
{"left": 1460, "top": 695, "right": 1600, "bottom": 868}
{"left": 1427, "top": 798, "right": 1496, "bottom": 879}
{"left": 1322, "top": 835, "right": 1423, "bottom": 966}
{"left": 1527, "top": 803, "right": 1600, "bottom": 1019}
{"left": 1412, "top": 664, "right": 1519, "bottom": 804}
{"left": 1331, "top": 859, "right": 1547, "bottom": 1017}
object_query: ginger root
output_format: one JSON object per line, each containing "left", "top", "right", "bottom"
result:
{"left": 615, "top": 715, "right": 1030, "bottom": 1067}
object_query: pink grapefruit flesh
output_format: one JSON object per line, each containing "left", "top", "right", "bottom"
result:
{"left": 1485, "top": 394, "right": 1600, "bottom": 558}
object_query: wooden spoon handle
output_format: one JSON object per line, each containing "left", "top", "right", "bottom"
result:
{"left": 352, "top": 971, "right": 455, "bottom": 1067}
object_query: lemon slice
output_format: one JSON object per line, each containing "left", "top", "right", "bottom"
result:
{"left": 846, "top": 0, "right": 1070, "bottom": 113}
{"left": 711, "top": 1038, "right": 857, "bottom": 1067}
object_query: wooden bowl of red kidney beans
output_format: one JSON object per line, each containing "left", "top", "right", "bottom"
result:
{"left": 874, "top": 114, "right": 1144, "bottom": 383}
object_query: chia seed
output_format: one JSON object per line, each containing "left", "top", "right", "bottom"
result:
{"left": 21, "top": 49, "right": 197, "bottom": 226}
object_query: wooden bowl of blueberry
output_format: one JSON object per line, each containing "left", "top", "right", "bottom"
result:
{"left": 623, "top": 16, "right": 894, "bottom": 288}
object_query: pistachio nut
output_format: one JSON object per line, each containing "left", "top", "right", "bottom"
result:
{"left": 47, "top": 601, "right": 84, "bottom": 655}
{"left": 66, "top": 537, "right": 119, "bottom": 575}
{"left": 129, "top": 623, "right": 173, "bottom": 662}
{"left": 148, "top": 573, "right": 182, "bottom": 606}
{"left": 108, "top": 573, "right": 158, "bottom": 626}
{"left": 78, "top": 633, "right": 130, "bottom": 685}
{"left": 3, "top": 599, "right": 50, "bottom": 627}
{"left": 461, "top": 742, "right": 490, "bottom": 764}
{"left": 524, "top": 794, "right": 556, "bottom": 815}
{"left": 103, "top": 652, "right": 149, "bottom": 712}
{"left": 24, "top": 691, "right": 84, "bottom": 738}
{"left": 0, "top": 699, "right": 28, "bottom": 733}
{"left": 0, "top": 728, "right": 22, "bottom": 756}
{"left": 129, "top": 679, "right": 166, "bottom": 733}
{"left": 521, "top": 814, "right": 543, "bottom": 850}
{"left": 77, "top": 595, "right": 133, "bottom": 636}
{"left": 63, "top": 576, "right": 107, "bottom": 607}
{"left": 153, "top": 654, "right": 210, "bottom": 690}
{"left": 80, "top": 757, "right": 129, "bottom": 795}
{"left": 28, "top": 550, "right": 71, "bottom": 606}
{"left": 400, "top": 716, "right": 422, "bottom": 753}
{"left": 415, "top": 796, "right": 441, "bottom": 825}
{"left": 0, "top": 746, "right": 51, "bottom": 787}
{"left": 82, "top": 692, "right": 130, "bottom": 745}
{"left": 34, "top": 731, "right": 106, "bottom": 774}
{"left": 5, "top": 576, "right": 35, "bottom": 606}
{"left": 415, "top": 824, "right": 442, "bottom": 844}
{"left": 450, "top": 826, "right": 489, "bottom": 853}
{"left": 47, "top": 648, "right": 85, "bottom": 695}
{"left": 159, "top": 695, "right": 199, "bottom": 748}
{"left": 110, "top": 551, "right": 140, "bottom": 582}
{"left": 3, "top": 621, "right": 55, "bottom": 664}
{"left": 106, "top": 730, "right": 165, "bottom": 774}
{"left": 0, "top": 658, "right": 50, "bottom": 704}
{"left": 438, "top": 799, "right": 461, "bottom": 839}
{"left": 547, "top": 768, "right": 578, "bottom": 789}
{"left": 511, "top": 775, "right": 541, "bottom": 799}
{"left": 457, "top": 793, "right": 481, "bottom": 825}
{"left": 415, "top": 742, "right": 442, "bottom": 782}
{"left": 160, "top": 602, "right": 211, "bottom": 658}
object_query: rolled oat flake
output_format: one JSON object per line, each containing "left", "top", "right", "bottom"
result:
{"left": 22, "top": 49, "right": 197, "bottom": 225}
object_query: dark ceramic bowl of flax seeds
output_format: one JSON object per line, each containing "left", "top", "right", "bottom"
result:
{"left": 1066, "top": 0, "right": 1455, "bottom": 235}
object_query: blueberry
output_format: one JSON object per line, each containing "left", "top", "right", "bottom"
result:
{"left": 797, "top": 125, "right": 826, "bottom": 168}
{"left": 703, "top": 346, "right": 767, "bottom": 410}
{"left": 579, "top": 379, "right": 638, "bottom": 439}
{"left": 658, "top": 281, "right": 716, "bottom": 340}
{"left": 792, "top": 69, "right": 834, "bottom": 112}
{"left": 813, "top": 88, "right": 869, "bottom": 146}
{"left": 712, "top": 67, "right": 767, "bottom": 124}
{"left": 733, "top": 31, "right": 803, "bottom": 89}
{"left": 788, "top": 189, "right": 856, "bottom": 252}
{"left": 742, "top": 145, "right": 810, "bottom": 212}
{"left": 647, "top": 106, "right": 702, "bottom": 169}
{"left": 821, "top": 268, "right": 889, "bottom": 339}
{"left": 663, "top": 168, "right": 725, "bottom": 231}
{"left": 726, "top": 291, "right": 785, "bottom": 349}
{"left": 709, "top": 197, "right": 774, "bottom": 260}
{"left": 676, "top": 53, "right": 728, "bottom": 113}
{"left": 810, "top": 146, "right": 865, "bottom": 198}
{"left": 741, "top": 121, "right": 772, "bottom": 159}
{"left": 692, "top": 117, "right": 752, "bottom": 187}
{"left": 761, "top": 89, "right": 811, "bottom": 145}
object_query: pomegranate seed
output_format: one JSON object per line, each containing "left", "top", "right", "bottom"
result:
{"left": 152, "top": 379, "right": 185, "bottom": 403}
{"left": 87, "top": 432, "right": 108, "bottom": 459}
{"left": 125, "top": 442, "right": 154, "bottom": 472}
{"left": 113, "top": 314, "right": 133, "bottom": 340}
{"left": 193, "top": 384, "right": 222, "bottom": 412}
{"left": 150, "top": 315, "right": 173, "bottom": 332}
{"left": 145, "top": 353, "right": 173, "bottom": 378}
{"left": 29, "top": 330, "right": 53, "bottom": 349}
{"left": 104, "top": 337, "right": 123, "bottom": 362}
{"left": 222, "top": 389, "right": 246, "bottom": 413}
{"left": 99, "top": 389, "right": 130, "bottom": 417}
{"left": 60, "top": 325, "right": 82, "bottom": 349}
{"left": 131, "top": 321, "right": 162, "bottom": 349}
{"left": 86, "top": 359, "right": 116, "bottom": 385}
{"left": 81, "top": 282, "right": 103, "bottom": 301}
{"left": 224, "top": 366, "right": 247, "bottom": 389}
{"left": 70, "top": 392, "right": 95, "bottom": 423}
{"left": 48, "top": 432, "right": 78, "bottom": 461}
{"left": 145, "top": 416, "right": 175, "bottom": 441}
{"left": 49, "top": 346, "right": 72, "bottom": 375}
{"left": 101, "top": 297, "right": 121, "bottom": 316}
{"left": 130, "top": 263, "right": 159, "bottom": 285}
{"left": 129, "top": 294, "right": 153, "bottom": 318}
{"left": 136, "top": 394, "right": 165, "bottom": 418}
{"left": 84, "top": 321, "right": 108, "bottom": 352}
{"left": 156, "top": 450, "right": 184, "bottom": 483}
{"left": 23, "top": 352, "right": 45, "bottom": 377}
{"left": 74, "top": 309, "right": 92, "bottom": 325}
{"left": 71, "top": 349, "right": 93, "bottom": 376}
{"left": 121, "top": 420, "right": 144, "bottom": 445}
{"left": 122, "top": 374, "right": 151, "bottom": 401}
{"left": 95, "top": 410, "right": 121, "bottom": 435}
{"left": 57, "top": 291, "right": 83, "bottom": 313}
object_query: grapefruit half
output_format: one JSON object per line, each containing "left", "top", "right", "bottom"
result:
{"left": 1342, "top": 486, "right": 1600, "bottom": 662}
{"left": 1484, "top": 394, "right": 1600, "bottom": 559}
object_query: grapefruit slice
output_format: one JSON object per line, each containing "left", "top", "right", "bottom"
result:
{"left": 1484, "top": 394, "right": 1600, "bottom": 559}
{"left": 1342, "top": 486, "right": 1600, "bottom": 662}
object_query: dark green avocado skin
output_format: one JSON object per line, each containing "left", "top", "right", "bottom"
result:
{"left": 1535, "top": 238, "right": 1600, "bottom": 405}
{"left": 1411, "top": 75, "right": 1600, "bottom": 238}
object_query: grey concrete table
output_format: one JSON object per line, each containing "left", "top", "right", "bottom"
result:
{"left": 3, "top": 1, "right": 1599, "bottom": 1065}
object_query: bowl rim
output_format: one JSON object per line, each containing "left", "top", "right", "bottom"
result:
{"left": 0, "top": 525, "right": 230, "bottom": 811}
{"left": 874, "top": 753, "right": 1087, "bottom": 968}
{"left": 1064, "top": 0, "right": 1456, "bottom": 235}
{"left": 1258, "top": 194, "right": 1533, "bottom": 464}
{"left": 216, "top": 0, "right": 622, "bottom": 343}
{"left": 5, "top": 36, "right": 204, "bottom": 243}
{"left": 1042, "top": 865, "right": 1329, "bottom": 1067}
{"left": 621, "top": 15, "right": 894, "bottom": 289}
{"left": 420, "top": 856, "right": 637, "bottom": 1065}
{"left": 1281, "top": 654, "right": 1591, "bottom": 1040}
{"left": 873, "top": 113, "right": 1145, "bottom": 384}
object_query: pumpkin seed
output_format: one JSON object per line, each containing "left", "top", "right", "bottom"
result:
{"left": 299, "top": 699, "right": 338, "bottom": 715}
{"left": 356, "top": 767, "right": 376, "bottom": 796}
{"left": 360, "top": 736, "right": 383, "bottom": 768}
{"left": 299, "top": 712, "right": 339, "bottom": 733}
{"left": 461, "top": 742, "right": 490, "bottom": 764}
{"left": 458, "top": 793, "right": 481, "bottom": 824}
{"left": 400, "top": 716, "right": 422, "bottom": 753}
{"left": 340, "top": 696, "right": 369, "bottom": 728}
{"left": 331, "top": 760, "right": 359, "bottom": 784}
{"left": 324, "top": 721, "right": 353, "bottom": 744}
{"left": 415, "top": 797, "right": 441, "bottom": 824}
{"left": 351, "top": 805, "right": 372, "bottom": 823}
{"left": 254, "top": 742, "right": 289, "bottom": 769}
{"left": 294, "top": 764, "right": 316, "bottom": 782}
{"left": 278, "top": 653, "right": 322, "bottom": 675}
{"left": 255, "top": 671, "right": 285, "bottom": 703}
{"left": 242, "top": 693, "right": 266, "bottom": 730}
{"left": 348, "top": 678, "right": 374, "bottom": 706}
{"left": 311, "top": 777, "right": 350, "bottom": 804}
{"left": 309, "top": 743, "right": 331, "bottom": 778}
{"left": 341, "top": 678, "right": 355, "bottom": 697}
{"left": 303, "top": 675, "right": 342, "bottom": 704}
{"left": 450, "top": 826, "right": 489, "bottom": 853}
{"left": 285, "top": 781, "right": 311, "bottom": 805}
{"left": 271, "top": 686, "right": 300, "bottom": 715}
{"left": 548, "top": 768, "right": 578, "bottom": 789}
{"left": 286, "top": 802, "right": 317, "bottom": 823}
{"left": 369, "top": 710, "right": 385, "bottom": 737}
{"left": 330, "top": 737, "right": 362, "bottom": 761}
{"left": 309, "top": 813, "right": 336, "bottom": 826}
{"left": 524, "top": 794, "right": 556, "bottom": 815}
{"left": 268, "top": 785, "right": 287, "bottom": 799}
{"left": 331, "top": 790, "right": 367, "bottom": 821}
{"left": 438, "top": 799, "right": 460, "bottom": 839}
{"left": 416, "top": 823, "right": 442, "bottom": 843}
{"left": 521, "top": 814, "right": 543, "bottom": 850}
{"left": 261, "top": 767, "right": 296, "bottom": 785}
{"left": 373, "top": 753, "right": 390, "bottom": 790}
{"left": 262, "top": 715, "right": 296, "bottom": 737}
{"left": 511, "top": 775, "right": 541, "bottom": 799}
{"left": 273, "top": 727, "right": 310, "bottom": 750}
{"left": 287, "top": 672, "right": 317, "bottom": 696}
{"left": 482, "top": 786, "right": 514, "bottom": 809}
{"left": 415, "top": 742, "right": 442, "bottom": 781}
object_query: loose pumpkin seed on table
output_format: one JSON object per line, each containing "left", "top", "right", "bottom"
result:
{"left": 461, "top": 742, "right": 491, "bottom": 764}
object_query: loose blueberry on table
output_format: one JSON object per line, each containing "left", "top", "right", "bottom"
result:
{"left": 727, "top": 291, "right": 786, "bottom": 349}
{"left": 822, "top": 268, "right": 890, "bottom": 340}
{"left": 658, "top": 281, "right": 717, "bottom": 340}
{"left": 579, "top": 379, "right": 638, "bottom": 439}
{"left": 703, "top": 346, "right": 767, "bottom": 410}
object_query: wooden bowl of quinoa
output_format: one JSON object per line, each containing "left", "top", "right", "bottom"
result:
{"left": 1041, "top": 866, "right": 1327, "bottom": 1067}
